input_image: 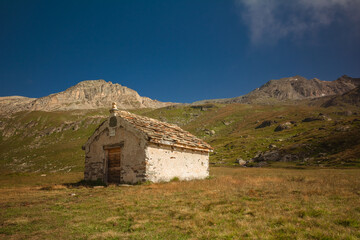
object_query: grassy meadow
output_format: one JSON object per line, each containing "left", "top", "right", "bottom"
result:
{"left": 1, "top": 167, "right": 360, "bottom": 239}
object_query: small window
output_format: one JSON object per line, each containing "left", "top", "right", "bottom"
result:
{"left": 109, "top": 116, "right": 117, "bottom": 127}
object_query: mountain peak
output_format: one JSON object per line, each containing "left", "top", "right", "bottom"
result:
{"left": 194, "top": 75, "right": 360, "bottom": 105}
{"left": 247, "top": 75, "right": 360, "bottom": 102}
{"left": 73, "top": 79, "right": 112, "bottom": 87}
{"left": 0, "top": 80, "right": 174, "bottom": 115}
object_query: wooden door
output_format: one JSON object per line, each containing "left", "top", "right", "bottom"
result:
{"left": 107, "top": 148, "right": 121, "bottom": 184}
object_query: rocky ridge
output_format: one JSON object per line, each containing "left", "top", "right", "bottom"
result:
{"left": 0, "top": 96, "right": 36, "bottom": 113}
{"left": 0, "top": 80, "right": 174, "bottom": 115}
{"left": 321, "top": 86, "right": 360, "bottom": 108}
{"left": 194, "top": 75, "right": 360, "bottom": 105}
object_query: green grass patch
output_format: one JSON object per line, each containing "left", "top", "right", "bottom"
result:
{"left": 1, "top": 168, "right": 359, "bottom": 239}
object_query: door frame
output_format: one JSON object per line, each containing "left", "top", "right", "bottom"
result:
{"left": 103, "top": 142, "right": 124, "bottom": 184}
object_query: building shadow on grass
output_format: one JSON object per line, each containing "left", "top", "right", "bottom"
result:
{"left": 63, "top": 179, "right": 107, "bottom": 188}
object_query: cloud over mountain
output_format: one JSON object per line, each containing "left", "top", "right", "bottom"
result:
{"left": 236, "top": 0, "right": 360, "bottom": 44}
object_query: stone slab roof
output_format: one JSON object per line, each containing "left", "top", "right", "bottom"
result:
{"left": 118, "top": 111, "right": 213, "bottom": 152}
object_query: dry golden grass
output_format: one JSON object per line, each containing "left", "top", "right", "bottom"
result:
{"left": 1, "top": 167, "right": 360, "bottom": 239}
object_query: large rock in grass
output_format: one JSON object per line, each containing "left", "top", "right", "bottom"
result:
{"left": 274, "top": 122, "right": 292, "bottom": 132}
{"left": 251, "top": 150, "right": 301, "bottom": 164}
{"left": 252, "top": 151, "right": 281, "bottom": 162}
{"left": 204, "top": 129, "right": 216, "bottom": 136}
{"left": 237, "top": 158, "right": 247, "bottom": 166}
{"left": 302, "top": 117, "right": 322, "bottom": 122}
{"left": 303, "top": 113, "right": 331, "bottom": 122}
{"left": 255, "top": 120, "right": 277, "bottom": 129}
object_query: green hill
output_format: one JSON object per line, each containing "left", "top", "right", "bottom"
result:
{"left": 134, "top": 104, "right": 360, "bottom": 168}
{"left": 0, "top": 109, "right": 108, "bottom": 174}
{"left": 1, "top": 103, "right": 359, "bottom": 174}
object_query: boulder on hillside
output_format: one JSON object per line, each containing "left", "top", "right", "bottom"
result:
{"left": 204, "top": 129, "right": 215, "bottom": 136}
{"left": 281, "top": 154, "right": 299, "bottom": 162}
{"left": 268, "top": 144, "right": 277, "bottom": 149}
{"left": 303, "top": 113, "right": 332, "bottom": 122}
{"left": 335, "top": 125, "right": 351, "bottom": 132}
{"left": 318, "top": 113, "right": 332, "bottom": 121}
{"left": 302, "top": 117, "right": 321, "bottom": 122}
{"left": 318, "top": 115, "right": 332, "bottom": 121}
{"left": 255, "top": 120, "right": 277, "bottom": 129}
{"left": 251, "top": 150, "right": 300, "bottom": 164}
{"left": 274, "top": 122, "right": 292, "bottom": 132}
{"left": 252, "top": 151, "right": 281, "bottom": 162}
{"left": 222, "top": 120, "right": 233, "bottom": 126}
{"left": 237, "top": 158, "right": 247, "bottom": 166}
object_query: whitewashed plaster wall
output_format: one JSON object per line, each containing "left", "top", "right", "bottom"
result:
{"left": 145, "top": 144, "right": 209, "bottom": 182}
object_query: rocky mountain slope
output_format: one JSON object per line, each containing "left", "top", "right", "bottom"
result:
{"left": 0, "top": 96, "right": 36, "bottom": 112}
{"left": 195, "top": 75, "right": 360, "bottom": 105}
{"left": 321, "top": 86, "right": 360, "bottom": 108}
{"left": 0, "top": 80, "right": 174, "bottom": 115}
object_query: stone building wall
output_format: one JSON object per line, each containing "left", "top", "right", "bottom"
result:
{"left": 145, "top": 144, "right": 209, "bottom": 183}
{"left": 84, "top": 119, "right": 147, "bottom": 184}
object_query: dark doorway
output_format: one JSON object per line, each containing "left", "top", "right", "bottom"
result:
{"left": 107, "top": 147, "right": 121, "bottom": 183}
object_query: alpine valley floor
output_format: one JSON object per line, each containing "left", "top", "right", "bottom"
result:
{"left": 1, "top": 167, "right": 359, "bottom": 239}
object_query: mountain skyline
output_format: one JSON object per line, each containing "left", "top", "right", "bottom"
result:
{"left": 1, "top": 74, "right": 359, "bottom": 117}
{"left": 1, "top": 0, "right": 359, "bottom": 102}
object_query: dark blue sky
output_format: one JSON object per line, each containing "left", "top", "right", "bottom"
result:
{"left": 1, "top": 0, "right": 360, "bottom": 103}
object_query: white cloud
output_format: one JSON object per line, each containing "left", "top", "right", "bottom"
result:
{"left": 235, "top": 0, "right": 360, "bottom": 44}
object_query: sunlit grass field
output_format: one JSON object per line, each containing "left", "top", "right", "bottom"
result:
{"left": 1, "top": 167, "right": 359, "bottom": 239}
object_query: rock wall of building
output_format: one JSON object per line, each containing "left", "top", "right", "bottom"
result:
{"left": 145, "top": 144, "right": 209, "bottom": 182}
{"left": 84, "top": 120, "right": 147, "bottom": 184}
